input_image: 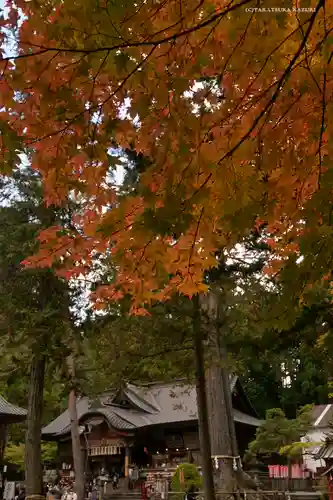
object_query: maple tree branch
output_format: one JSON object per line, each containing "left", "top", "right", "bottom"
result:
{"left": 188, "top": 206, "right": 204, "bottom": 271}
{"left": 101, "top": 6, "right": 130, "bottom": 45}
{"left": 189, "top": 0, "right": 325, "bottom": 200}
{"left": 176, "top": 6, "right": 256, "bottom": 188}
{"left": 242, "top": 0, "right": 325, "bottom": 148}
{"left": 125, "top": 345, "right": 194, "bottom": 382}
{"left": 24, "top": 46, "right": 155, "bottom": 149}
{"left": 176, "top": 11, "right": 323, "bottom": 195}
{"left": 316, "top": 49, "right": 333, "bottom": 189}
{"left": 271, "top": 93, "right": 303, "bottom": 131}
{"left": 35, "top": 50, "right": 61, "bottom": 82}
{"left": 128, "top": 345, "right": 194, "bottom": 360}
{"left": 221, "top": 11, "right": 333, "bottom": 128}
{"left": 295, "top": 6, "right": 323, "bottom": 95}
{"left": 121, "top": 0, "right": 147, "bottom": 25}
{"left": 317, "top": 72, "right": 327, "bottom": 190}
{"left": 255, "top": 13, "right": 328, "bottom": 137}
{"left": 0, "top": 0, "right": 254, "bottom": 62}
{"left": 219, "top": 6, "right": 256, "bottom": 79}
{"left": 88, "top": 49, "right": 111, "bottom": 140}
{"left": 225, "top": 0, "right": 324, "bottom": 147}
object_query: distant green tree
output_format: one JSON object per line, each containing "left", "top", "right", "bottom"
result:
{"left": 245, "top": 405, "right": 313, "bottom": 485}
{"left": 0, "top": 167, "right": 75, "bottom": 495}
{"left": 225, "top": 279, "right": 331, "bottom": 418}
{"left": 171, "top": 463, "right": 202, "bottom": 500}
{"left": 4, "top": 442, "right": 57, "bottom": 471}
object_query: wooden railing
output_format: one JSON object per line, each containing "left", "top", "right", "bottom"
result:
{"left": 263, "top": 478, "right": 318, "bottom": 492}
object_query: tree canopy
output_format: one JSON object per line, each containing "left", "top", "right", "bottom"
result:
{"left": 4, "top": 442, "right": 57, "bottom": 471}
{"left": 0, "top": 1, "right": 331, "bottom": 310}
{"left": 246, "top": 405, "right": 313, "bottom": 462}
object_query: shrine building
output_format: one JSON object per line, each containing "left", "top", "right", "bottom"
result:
{"left": 42, "top": 377, "right": 261, "bottom": 477}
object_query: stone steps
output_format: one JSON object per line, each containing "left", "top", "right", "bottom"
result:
{"left": 103, "top": 490, "right": 142, "bottom": 500}
{"left": 103, "top": 495, "right": 142, "bottom": 500}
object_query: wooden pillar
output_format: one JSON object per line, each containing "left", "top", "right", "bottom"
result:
{"left": 125, "top": 447, "right": 131, "bottom": 477}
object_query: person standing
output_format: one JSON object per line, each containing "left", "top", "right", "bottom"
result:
{"left": 112, "top": 472, "right": 118, "bottom": 491}
{"left": 132, "top": 467, "right": 139, "bottom": 490}
{"left": 17, "top": 488, "right": 25, "bottom": 500}
{"left": 128, "top": 467, "right": 133, "bottom": 490}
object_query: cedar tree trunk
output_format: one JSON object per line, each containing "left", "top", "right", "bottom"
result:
{"left": 25, "top": 355, "right": 45, "bottom": 498}
{"left": 67, "top": 357, "right": 85, "bottom": 500}
{"left": 193, "top": 296, "right": 216, "bottom": 500}
{"left": 200, "top": 293, "right": 237, "bottom": 497}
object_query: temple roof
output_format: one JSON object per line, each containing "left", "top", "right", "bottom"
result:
{"left": 0, "top": 395, "right": 27, "bottom": 423}
{"left": 42, "top": 377, "right": 261, "bottom": 439}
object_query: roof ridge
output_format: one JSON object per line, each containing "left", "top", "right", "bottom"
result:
{"left": 124, "top": 385, "right": 160, "bottom": 413}
{"left": 135, "top": 378, "right": 189, "bottom": 388}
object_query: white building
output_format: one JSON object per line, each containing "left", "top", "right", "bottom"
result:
{"left": 302, "top": 404, "right": 333, "bottom": 473}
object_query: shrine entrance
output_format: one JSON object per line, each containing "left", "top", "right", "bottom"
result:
{"left": 85, "top": 419, "right": 130, "bottom": 478}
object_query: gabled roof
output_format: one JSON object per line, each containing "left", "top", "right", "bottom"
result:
{"left": 42, "top": 378, "right": 261, "bottom": 439}
{"left": 0, "top": 395, "right": 27, "bottom": 423}
{"left": 123, "top": 384, "right": 161, "bottom": 413}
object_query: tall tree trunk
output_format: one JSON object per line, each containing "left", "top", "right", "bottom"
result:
{"left": 67, "top": 356, "right": 85, "bottom": 500}
{"left": 220, "top": 343, "right": 238, "bottom": 461}
{"left": 193, "top": 296, "right": 216, "bottom": 500}
{"left": 25, "top": 355, "right": 45, "bottom": 499}
{"left": 0, "top": 424, "right": 7, "bottom": 466}
{"left": 200, "top": 293, "right": 237, "bottom": 497}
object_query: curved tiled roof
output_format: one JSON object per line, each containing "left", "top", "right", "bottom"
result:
{"left": 54, "top": 408, "right": 136, "bottom": 437}
{"left": 0, "top": 396, "right": 27, "bottom": 422}
{"left": 42, "top": 378, "right": 261, "bottom": 438}
{"left": 124, "top": 384, "right": 161, "bottom": 413}
{"left": 42, "top": 397, "right": 90, "bottom": 436}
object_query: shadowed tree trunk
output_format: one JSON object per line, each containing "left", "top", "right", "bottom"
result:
{"left": 0, "top": 424, "right": 7, "bottom": 466}
{"left": 193, "top": 296, "right": 216, "bottom": 500}
{"left": 200, "top": 293, "right": 237, "bottom": 498}
{"left": 25, "top": 355, "right": 45, "bottom": 499}
{"left": 67, "top": 356, "right": 85, "bottom": 500}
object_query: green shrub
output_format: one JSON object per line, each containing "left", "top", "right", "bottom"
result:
{"left": 171, "top": 463, "right": 202, "bottom": 500}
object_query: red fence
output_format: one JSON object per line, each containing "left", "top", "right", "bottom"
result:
{"left": 268, "top": 465, "right": 310, "bottom": 479}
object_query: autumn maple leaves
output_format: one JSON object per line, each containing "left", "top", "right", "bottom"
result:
{"left": 0, "top": 0, "right": 331, "bottom": 310}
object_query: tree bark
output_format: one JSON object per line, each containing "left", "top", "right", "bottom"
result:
{"left": 200, "top": 293, "right": 237, "bottom": 497}
{"left": 193, "top": 296, "right": 216, "bottom": 500}
{"left": 25, "top": 355, "right": 45, "bottom": 499}
{"left": 67, "top": 356, "right": 85, "bottom": 500}
{"left": 0, "top": 423, "right": 7, "bottom": 466}
{"left": 220, "top": 343, "right": 238, "bottom": 461}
